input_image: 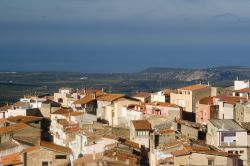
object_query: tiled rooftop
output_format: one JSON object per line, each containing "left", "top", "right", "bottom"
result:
{"left": 179, "top": 84, "right": 209, "bottom": 91}
{"left": 131, "top": 120, "right": 152, "bottom": 130}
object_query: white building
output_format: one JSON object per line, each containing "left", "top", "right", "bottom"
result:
{"left": 118, "top": 104, "right": 143, "bottom": 127}
{"left": 206, "top": 119, "right": 248, "bottom": 166}
{"left": 234, "top": 79, "right": 250, "bottom": 90}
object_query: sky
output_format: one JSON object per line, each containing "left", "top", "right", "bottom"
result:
{"left": 1, "top": 0, "right": 250, "bottom": 73}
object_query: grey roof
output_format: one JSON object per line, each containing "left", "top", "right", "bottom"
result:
{"left": 241, "top": 122, "right": 250, "bottom": 131}
{"left": 209, "top": 119, "right": 245, "bottom": 131}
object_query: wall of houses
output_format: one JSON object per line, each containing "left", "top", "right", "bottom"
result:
{"left": 8, "top": 108, "right": 27, "bottom": 117}
{"left": 170, "top": 93, "right": 192, "bottom": 112}
{"left": 130, "top": 124, "right": 150, "bottom": 148}
{"left": 26, "top": 148, "right": 70, "bottom": 166}
{"left": 218, "top": 102, "right": 234, "bottom": 119}
{"left": 96, "top": 100, "right": 112, "bottom": 119}
{"left": 235, "top": 103, "right": 250, "bottom": 123}
{"left": 114, "top": 98, "right": 140, "bottom": 127}
{"left": 151, "top": 92, "right": 165, "bottom": 103}
{"left": 173, "top": 153, "right": 235, "bottom": 166}
{"left": 14, "top": 126, "right": 41, "bottom": 145}
{"left": 40, "top": 103, "right": 60, "bottom": 118}
{"left": 192, "top": 87, "right": 212, "bottom": 113}
{"left": 196, "top": 104, "right": 218, "bottom": 125}
{"left": 206, "top": 121, "right": 220, "bottom": 147}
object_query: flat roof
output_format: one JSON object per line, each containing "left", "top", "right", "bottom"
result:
{"left": 209, "top": 119, "right": 245, "bottom": 131}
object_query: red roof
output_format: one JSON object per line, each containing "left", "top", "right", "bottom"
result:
{"left": 41, "top": 141, "right": 72, "bottom": 154}
{"left": 7, "top": 116, "right": 42, "bottom": 123}
{"left": 235, "top": 87, "right": 250, "bottom": 93}
{"left": 159, "top": 129, "right": 175, "bottom": 135}
{"left": 0, "top": 152, "right": 22, "bottom": 165}
{"left": 97, "top": 94, "right": 126, "bottom": 102}
{"left": 0, "top": 123, "right": 29, "bottom": 134}
{"left": 199, "top": 97, "right": 216, "bottom": 105}
{"left": 133, "top": 92, "right": 151, "bottom": 98}
{"left": 131, "top": 120, "right": 152, "bottom": 130}
{"left": 219, "top": 96, "right": 246, "bottom": 105}
{"left": 179, "top": 84, "right": 209, "bottom": 91}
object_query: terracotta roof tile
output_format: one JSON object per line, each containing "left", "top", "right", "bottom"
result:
{"left": 133, "top": 92, "right": 151, "bottom": 98}
{"left": 41, "top": 141, "right": 72, "bottom": 154}
{"left": 172, "top": 145, "right": 237, "bottom": 157}
{"left": 7, "top": 116, "right": 42, "bottom": 123}
{"left": 0, "top": 123, "right": 29, "bottom": 134}
{"left": 73, "top": 94, "right": 104, "bottom": 105}
{"left": 21, "top": 146, "right": 40, "bottom": 153}
{"left": 118, "top": 138, "right": 140, "bottom": 149}
{"left": 51, "top": 108, "right": 83, "bottom": 116}
{"left": 74, "top": 153, "right": 103, "bottom": 165}
{"left": 147, "top": 102, "right": 179, "bottom": 108}
{"left": 219, "top": 96, "right": 246, "bottom": 105}
{"left": 179, "top": 84, "right": 209, "bottom": 91}
{"left": 97, "top": 94, "right": 126, "bottom": 102}
{"left": 131, "top": 120, "right": 152, "bottom": 130}
{"left": 199, "top": 97, "right": 216, "bottom": 105}
{"left": 0, "top": 152, "right": 22, "bottom": 165}
{"left": 235, "top": 87, "right": 250, "bottom": 93}
{"left": 159, "top": 129, "right": 175, "bottom": 135}
{"left": 0, "top": 118, "right": 9, "bottom": 124}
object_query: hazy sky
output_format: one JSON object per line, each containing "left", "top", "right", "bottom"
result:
{"left": 1, "top": 0, "right": 250, "bottom": 73}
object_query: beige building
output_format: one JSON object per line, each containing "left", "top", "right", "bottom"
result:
{"left": 54, "top": 87, "right": 75, "bottom": 107}
{"left": 172, "top": 147, "right": 238, "bottom": 166}
{"left": 170, "top": 84, "right": 211, "bottom": 113}
{"left": 0, "top": 141, "right": 72, "bottom": 166}
{"left": 130, "top": 120, "right": 152, "bottom": 148}
{"left": 206, "top": 119, "right": 248, "bottom": 166}
{"left": 235, "top": 101, "right": 250, "bottom": 123}
{"left": 96, "top": 94, "right": 140, "bottom": 127}
{"left": 133, "top": 92, "right": 151, "bottom": 103}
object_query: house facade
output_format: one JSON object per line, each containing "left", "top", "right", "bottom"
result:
{"left": 171, "top": 84, "right": 211, "bottom": 113}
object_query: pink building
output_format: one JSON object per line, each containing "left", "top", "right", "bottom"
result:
{"left": 144, "top": 102, "right": 181, "bottom": 121}
{"left": 196, "top": 97, "right": 219, "bottom": 125}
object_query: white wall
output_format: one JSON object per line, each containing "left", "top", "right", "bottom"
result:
{"left": 234, "top": 80, "right": 250, "bottom": 90}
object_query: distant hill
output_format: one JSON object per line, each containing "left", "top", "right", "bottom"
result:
{"left": 141, "top": 66, "right": 250, "bottom": 84}
{"left": 1, "top": 66, "right": 250, "bottom": 104}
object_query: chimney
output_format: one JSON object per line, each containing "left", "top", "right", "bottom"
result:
{"left": 93, "top": 152, "right": 96, "bottom": 160}
{"left": 92, "top": 92, "right": 96, "bottom": 99}
{"left": 102, "top": 88, "right": 105, "bottom": 93}
{"left": 207, "top": 81, "right": 210, "bottom": 86}
{"left": 23, "top": 152, "right": 27, "bottom": 166}
{"left": 83, "top": 88, "right": 86, "bottom": 94}
{"left": 126, "top": 159, "right": 130, "bottom": 165}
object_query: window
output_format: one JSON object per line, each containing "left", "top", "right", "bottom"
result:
{"left": 58, "top": 98, "right": 63, "bottom": 103}
{"left": 136, "top": 130, "right": 148, "bottom": 136}
{"left": 228, "top": 151, "right": 233, "bottom": 153}
{"left": 55, "top": 155, "right": 67, "bottom": 159}
{"left": 235, "top": 151, "right": 238, "bottom": 154}
{"left": 208, "top": 159, "right": 214, "bottom": 165}
{"left": 240, "top": 150, "right": 244, "bottom": 154}
{"left": 42, "top": 161, "right": 49, "bottom": 166}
